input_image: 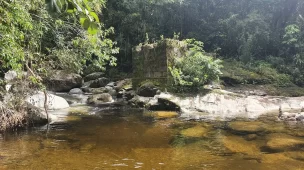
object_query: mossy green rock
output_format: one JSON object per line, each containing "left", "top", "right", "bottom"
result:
{"left": 137, "top": 82, "right": 159, "bottom": 97}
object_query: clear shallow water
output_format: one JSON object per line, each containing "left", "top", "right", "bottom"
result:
{"left": 1, "top": 108, "right": 304, "bottom": 170}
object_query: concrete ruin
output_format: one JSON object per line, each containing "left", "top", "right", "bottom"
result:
{"left": 132, "top": 39, "right": 187, "bottom": 88}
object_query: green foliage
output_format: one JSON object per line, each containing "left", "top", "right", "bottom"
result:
{"left": 283, "top": 24, "right": 301, "bottom": 45}
{"left": 103, "top": 0, "right": 304, "bottom": 88}
{"left": 169, "top": 39, "right": 222, "bottom": 91}
{"left": 45, "top": 0, "right": 104, "bottom": 34}
{"left": 0, "top": 0, "right": 118, "bottom": 80}
{"left": 221, "top": 59, "right": 292, "bottom": 87}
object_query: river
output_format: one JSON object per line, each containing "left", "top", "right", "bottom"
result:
{"left": 1, "top": 103, "right": 304, "bottom": 169}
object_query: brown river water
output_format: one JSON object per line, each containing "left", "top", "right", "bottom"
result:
{"left": 1, "top": 106, "right": 304, "bottom": 170}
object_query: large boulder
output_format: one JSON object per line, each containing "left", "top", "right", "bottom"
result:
{"left": 87, "top": 93, "right": 113, "bottom": 105}
{"left": 46, "top": 70, "right": 82, "bottom": 92}
{"left": 26, "top": 92, "right": 69, "bottom": 110}
{"left": 84, "top": 72, "right": 104, "bottom": 82}
{"left": 89, "top": 77, "right": 110, "bottom": 88}
{"left": 137, "top": 82, "right": 159, "bottom": 97}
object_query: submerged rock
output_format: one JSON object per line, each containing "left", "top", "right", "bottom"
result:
{"left": 284, "top": 151, "right": 304, "bottom": 161}
{"left": 145, "top": 111, "right": 179, "bottom": 119}
{"left": 228, "top": 121, "right": 266, "bottom": 133}
{"left": 180, "top": 126, "right": 208, "bottom": 138}
{"left": 68, "top": 106, "right": 92, "bottom": 115}
{"left": 222, "top": 135, "right": 260, "bottom": 155}
{"left": 265, "top": 133, "right": 304, "bottom": 151}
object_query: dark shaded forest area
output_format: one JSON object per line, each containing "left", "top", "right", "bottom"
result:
{"left": 104, "top": 0, "right": 304, "bottom": 86}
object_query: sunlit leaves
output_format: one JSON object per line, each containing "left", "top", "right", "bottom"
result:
{"left": 45, "top": 0, "right": 102, "bottom": 34}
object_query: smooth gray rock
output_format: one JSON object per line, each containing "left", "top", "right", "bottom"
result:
{"left": 69, "top": 88, "right": 83, "bottom": 94}
{"left": 26, "top": 91, "right": 69, "bottom": 110}
{"left": 46, "top": 70, "right": 82, "bottom": 92}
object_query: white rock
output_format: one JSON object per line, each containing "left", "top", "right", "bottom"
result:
{"left": 27, "top": 92, "right": 69, "bottom": 110}
{"left": 4, "top": 70, "right": 17, "bottom": 81}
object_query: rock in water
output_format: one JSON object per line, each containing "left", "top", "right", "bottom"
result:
{"left": 149, "top": 97, "right": 181, "bottom": 111}
{"left": 46, "top": 70, "right": 82, "bottom": 92}
{"left": 26, "top": 92, "right": 69, "bottom": 110}
{"left": 137, "top": 82, "right": 159, "bottom": 97}
{"left": 87, "top": 93, "right": 113, "bottom": 105}
{"left": 69, "top": 88, "right": 83, "bottom": 94}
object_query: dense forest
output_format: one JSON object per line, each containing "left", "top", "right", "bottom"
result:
{"left": 1, "top": 0, "right": 304, "bottom": 84}
{"left": 1, "top": 0, "right": 304, "bottom": 130}
{"left": 104, "top": 0, "right": 304, "bottom": 86}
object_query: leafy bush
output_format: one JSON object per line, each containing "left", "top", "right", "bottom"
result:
{"left": 169, "top": 39, "right": 222, "bottom": 91}
{"left": 221, "top": 59, "right": 292, "bottom": 86}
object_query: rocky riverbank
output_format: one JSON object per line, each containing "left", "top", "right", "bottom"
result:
{"left": 2, "top": 70, "right": 304, "bottom": 132}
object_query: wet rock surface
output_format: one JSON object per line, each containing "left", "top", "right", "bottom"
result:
{"left": 87, "top": 93, "right": 113, "bottom": 105}
{"left": 69, "top": 88, "right": 83, "bottom": 94}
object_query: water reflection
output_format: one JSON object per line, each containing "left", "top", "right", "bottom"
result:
{"left": 1, "top": 109, "right": 304, "bottom": 169}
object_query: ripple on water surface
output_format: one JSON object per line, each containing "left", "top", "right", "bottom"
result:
{"left": 1, "top": 109, "right": 304, "bottom": 170}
